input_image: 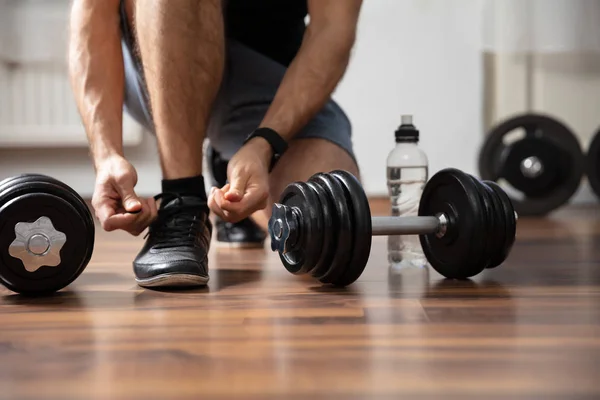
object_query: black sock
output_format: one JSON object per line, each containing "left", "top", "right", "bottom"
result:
{"left": 161, "top": 175, "right": 207, "bottom": 199}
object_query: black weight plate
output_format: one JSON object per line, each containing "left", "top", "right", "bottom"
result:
{"left": 478, "top": 113, "right": 584, "bottom": 216}
{"left": 277, "top": 182, "right": 324, "bottom": 275}
{"left": 0, "top": 194, "right": 91, "bottom": 295}
{"left": 330, "top": 170, "right": 372, "bottom": 287}
{"left": 0, "top": 173, "right": 93, "bottom": 241}
{"left": 306, "top": 178, "right": 337, "bottom": 280}
{"left": 0, "top": 174, "right": 94, "bottom": 242}
{"left": 0, "top": 175, "right": 94, "bottom": 295}
{"left": 0, "top": 174, "right": 48, "bottom": 205}
{"left": 483, "top": 180, "right": 517, "bottom": 268}
{"left": 586, "top": 128, "right": 600, "bottom": 201}
{"left": 418, "top": 168, "right": 488, "bottom": 279}
{"left": 479, "top": 181, "right": 507, "bottom": 269}
{"left": 468, "top": 176, "right": 496, "bottom": 270}
{"left": 307, "top": 173, "right": 353, "bottom": 285}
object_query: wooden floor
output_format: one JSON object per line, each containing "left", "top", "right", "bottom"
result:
{"left": 1, "top": 201, "right": 599, "bottom": 399}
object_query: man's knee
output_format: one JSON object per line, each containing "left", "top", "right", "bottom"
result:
{"left": 268, "top": 138, "right": 358, "bottom": 199}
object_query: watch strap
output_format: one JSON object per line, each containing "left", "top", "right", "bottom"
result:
{"left": 244, "top": 127, "right": 288, "bottom": 171}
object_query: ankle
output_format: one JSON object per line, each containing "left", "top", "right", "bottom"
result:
{"left": 161, "top": 175, "right": 207, "bottom": 200}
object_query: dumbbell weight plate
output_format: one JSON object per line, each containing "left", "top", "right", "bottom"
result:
{"left": 468, "top": 176, "right": 498, "bottom": 270}
{"left": 418, "top": 168, "right": 488, "bottom": 279}
{"left": 586, "top": 128, "right": 600, "bottom": 201}
{"left": 1, "top": 174, "right": 94, "bottom": 235}
{"left": 0, "top": 173, "right": 94, "bottom": 241}
{"left": 305, "top": 173, "right": 353, "bottom": 284}
{"left": 275, "top": 182, "right": 324, "bottom": 275}
{"left": 305, "top": 177, "right": 336, "bottom": 279}
{"left": 479, "top": 113, "right": 584, "bottom": 216}
{"left": 484, "top": 180, "right": 517, "bottom": 268}
{"left": 0, "top": 174, "right": 94, "bottom": 295}
{"left": 329, "top": 170, "right": 372, "bottom": 287}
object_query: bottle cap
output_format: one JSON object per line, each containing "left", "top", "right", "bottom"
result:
{"left": 395, "top": 114, "right": 419, "bottom": 142}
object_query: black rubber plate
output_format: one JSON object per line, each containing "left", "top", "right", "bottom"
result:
{"left": 586, "top": 128, "right": 600, "bottom": 202}
{"left": 469, "top": 176, "right": 497, "bottom": 270}
{"left": 0, "top": 175, "right": 94, "bottom": 295}
{"left": 484, "top": 180, "right": 517, "bottom": 268}
{"left": 306, "top": 177, "right": 336, "bottom": 279}
{"left": 478, "top": 113, "right": 584, "bottom": 216}
{"left": 306, "top": 173, "right": 353, "bottom": 285}
{"left": 330, "top": 170, "right": 372, "bottom": 287}
{"left": 277, "top": 182, "right": 324, "bottom": 275}
{"left": 419, "top": 168, "right": 488, "bottom": 279}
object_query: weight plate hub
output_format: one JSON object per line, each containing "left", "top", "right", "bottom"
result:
{"left": 586, "top": 128, "right": 600, "bottom": 201}
{"left": 478, "top": 113, "right": 584, "bottom": 216}
{"left": 0, "top": 174, "right": 94, "bottom": 295}
{"left": 502, "top": 137, "right": 567, "bottom": 197}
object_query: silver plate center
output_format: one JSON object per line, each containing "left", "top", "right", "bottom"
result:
{"left": 8, "top": 216, "right": 67, "bottom": 273}
{"left": 436, "top": 213, "right": 448, "bottom": 238}
{"left": 520, "top": 156, "right": 543, "bottom": 179}
{"left": 27, "top": 234, "right": 50, "bottom": 255}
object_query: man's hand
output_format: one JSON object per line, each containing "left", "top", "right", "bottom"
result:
{"left": 208, "top": 138, "right": 271, "bottom": 223}
{"left": 92, "top": 155, "right": 158, "bottom": 236}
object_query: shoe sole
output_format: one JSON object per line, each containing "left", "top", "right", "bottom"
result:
{"left": 136, "top": 273, "right": 209, "bottom": 288}
{"left": 215, "top": 240, "right": 265, "bottom": 249}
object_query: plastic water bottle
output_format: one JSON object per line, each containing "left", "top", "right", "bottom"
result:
{"left": 386, "top": 115, "right": 429, "bottom": 269}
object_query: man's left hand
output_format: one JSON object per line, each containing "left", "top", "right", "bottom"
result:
{"left": 208, "top": 139, "right": 272, "bottom": 223}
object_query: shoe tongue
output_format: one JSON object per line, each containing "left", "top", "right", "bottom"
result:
{"left": 161, "top": 195, "right": 207, "bottom": 210}
{"left": 158, "top": 195, "right": 207, "bottom": 227}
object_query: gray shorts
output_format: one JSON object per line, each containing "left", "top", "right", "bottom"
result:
{"left": 119, "top": 7, "right": 355, "bottom": 162}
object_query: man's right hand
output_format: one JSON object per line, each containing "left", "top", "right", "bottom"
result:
{"left": 92, "top": 155, "right": 158, "bottom": 236}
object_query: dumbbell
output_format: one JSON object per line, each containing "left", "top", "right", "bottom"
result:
{"left": 0, "top": 174, "right": 94, "bottom": 295}
{"left": 268, "top": 168, "right": 517, "bottom": 287}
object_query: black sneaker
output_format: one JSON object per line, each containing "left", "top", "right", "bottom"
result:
{"left": 206, "top": 143, "right": 266, "bottom": 248}
{"left": 133, "top": 193, "right": 212, "bottom": 288}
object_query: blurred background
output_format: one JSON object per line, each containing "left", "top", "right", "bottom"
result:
{"left": 0, "top": 0, "right": 599, "bottom": 203}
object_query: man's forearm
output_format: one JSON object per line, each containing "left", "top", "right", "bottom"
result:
{"left": 68, "top": 0, "right": 125, "bottom": 167}
{"left": 258, "top": 24, "right": 357, "bottom": 143}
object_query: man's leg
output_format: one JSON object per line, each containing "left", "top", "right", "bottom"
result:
{"left": 119, "top": 0, "right": 225, "bottom": 288}
{"left": 134, "top": 0, "right": 223, "bottom": 179}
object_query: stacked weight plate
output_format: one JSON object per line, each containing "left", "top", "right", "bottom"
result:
{"left": 418, "top": 169, "right": 517, "bottom": 280}
{"left": 0, "top": 174, "right": 94, "bottom": 295}
{"left": 271, "top": 170, "right": 372, "bottom": 287}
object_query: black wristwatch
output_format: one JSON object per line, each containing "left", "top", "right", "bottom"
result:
{"left": 244, "top": 127, "right": 288, "bottom": 171}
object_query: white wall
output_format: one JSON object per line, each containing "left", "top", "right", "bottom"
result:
{"left": 0, "top": 0, "right": 598, "bottom": 205}
{"left": 335, "top": 0, "right": 485, "bottom": 195}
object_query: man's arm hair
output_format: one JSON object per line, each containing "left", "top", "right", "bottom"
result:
{"left": 68, "top": 0, "right": 125, "bottom": 168}
{"left": 257, "top": 0, "right": 362, "bottom": 142}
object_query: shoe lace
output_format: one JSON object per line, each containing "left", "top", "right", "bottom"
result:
{"left": 145, "top": 192, "right": 207, "bottom": 249}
